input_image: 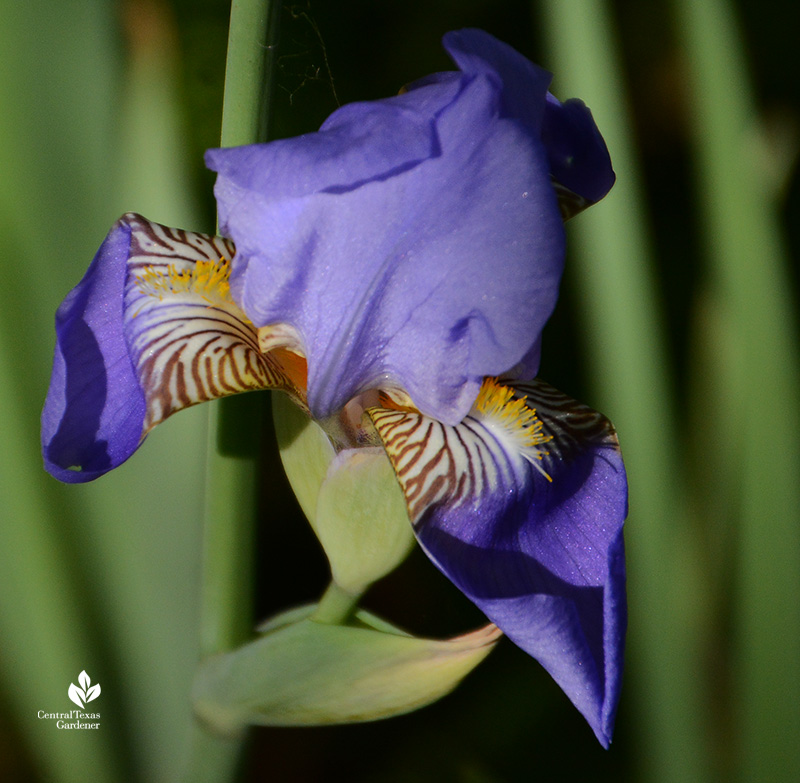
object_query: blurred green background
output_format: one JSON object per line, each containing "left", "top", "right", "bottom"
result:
{"left": 1, "top": 0, "right": 798, "bottom": 780}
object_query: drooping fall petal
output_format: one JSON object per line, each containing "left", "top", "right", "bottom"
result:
{"left": 369, "top": 378, "right": 627, "bottom": 746}
{"left": 42, "top": 213, "right": 303, "bottom": 482}
{"left": 42, "top": 220, "right": 146, "bottom": 482}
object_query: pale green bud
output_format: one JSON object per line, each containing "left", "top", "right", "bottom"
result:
{"left": 273, "top": 393, "right": 416, "bottom": 594}
{"left": 314, "top": 446, "right": 416, "bottom": 594}
{"left": 272, "top": 392, "right": 336, "bottom": 524}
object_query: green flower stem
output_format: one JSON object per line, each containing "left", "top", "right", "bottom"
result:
{"left": 537, "top": 1, "right": 712, "bottom": 780}
{"left": 201, "top": 0, "right": 280, "bottom": 659}
{"left": 311, "top": 582, "right": 364, "bottom": 626}
{"left": 200, "top": 397, "right": 263, "bottom": 658}
{"left": 188, "top": 0, "right": 281, "bottom": 779}
{"left": 672, "top": 0, "right": 800, "bottom": 779}
{"left": 220, "top": 0, "right": 283, "bottom": 148}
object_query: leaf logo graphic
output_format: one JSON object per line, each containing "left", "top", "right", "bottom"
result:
{"left": 68, "top": 671, "right": 101, "bottom": 709}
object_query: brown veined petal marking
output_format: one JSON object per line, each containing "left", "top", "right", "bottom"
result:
{"left": 368, "top": 377, "right": 621, "bottom": 527}
{"left": 121, "top": 213, "right": 307, "bottom": 433}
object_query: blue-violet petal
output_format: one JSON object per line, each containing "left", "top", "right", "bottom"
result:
{"left": 369, "top": 378, "right": 628, "bottom": 746}
{"left": 207, "top": 29, "right": 568, "bottom": 426}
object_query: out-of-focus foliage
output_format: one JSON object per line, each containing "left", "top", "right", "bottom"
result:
{"left": 0, "top": 2, "right": 208, "bottom": 781}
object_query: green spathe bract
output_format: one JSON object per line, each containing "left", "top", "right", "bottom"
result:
{"left": 192, "top": 606, "right": 499, "bottom": 735}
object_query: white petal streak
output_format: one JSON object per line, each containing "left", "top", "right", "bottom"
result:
{"left": 369, "top": 378, "right": 619, "bottom": 526}
{"left": 367, "top": 408, "right": 512, "bottom": 525}
{"left": 121, "top": 213, "right": 295, "bottom": 432}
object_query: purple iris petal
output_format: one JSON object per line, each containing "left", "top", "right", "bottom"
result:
{"left": 542, "top": 94, "right": 616, "bottom": 204}
{"left": 368, "top": 379, "right": 628, "bottom": 746}
{"left": 207, "top": 29, "right": 573, "bottom": 426}
{"left": 440, "top": 28, "right": 551, "bottom": 132}
{"left": 41, "top": 220, "right": 146, "bottom": 482}
{"left": 419, "top": 421, "right": 626, "bottom": 746}
{"left": 418, "top": 455, "right": 626, "bottom": 746}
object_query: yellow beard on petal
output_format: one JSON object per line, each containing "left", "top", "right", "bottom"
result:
{"left": 472, "top": 377, "right": 553, "bottom": 481}
{"left": 129, "top": 250, "right": 310, "bottom": 424}
{"left": 135, "top": 257, "right": 237, "bottom": 310}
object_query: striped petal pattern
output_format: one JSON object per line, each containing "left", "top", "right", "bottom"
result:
{"left": 123, "top": 214, "right": 305, "bottom": 433}
{"left": 42, "top": 214, "right": 305, "bottom": 483}
{"left": 368, "top": 378, "right": 627, "bottom": 746}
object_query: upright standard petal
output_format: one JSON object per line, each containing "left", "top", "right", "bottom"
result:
{"left": 207, "top": 29, "right": 566, "bottom": 426}
{"left": 369, "top": 378, "right": 627, "bottom": 746}
{"left": 42, "top": 214, "right": 303, "bottom": 483}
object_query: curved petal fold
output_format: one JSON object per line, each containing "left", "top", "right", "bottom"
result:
{"left": 368, "top": 378, "right": 627, "bottom": 746}
{"left": 42, "top": 213, "right": 303, "bottom": 482}
{"left": 542, "top": 94, "right": 616, "bottom": 218}
{"left": 42, "top": 219, "right": 146, "bottom": 482}
{"left": 207, "top": 29, "right": 567, "bottom": 426}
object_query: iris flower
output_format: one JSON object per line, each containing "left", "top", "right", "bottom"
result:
{"left": 41, "top": 30, "right": 627, "bottom": 746}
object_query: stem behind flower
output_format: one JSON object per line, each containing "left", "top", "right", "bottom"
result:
{"left": 190, "top": 1, "right": 282, "bottom": 780}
